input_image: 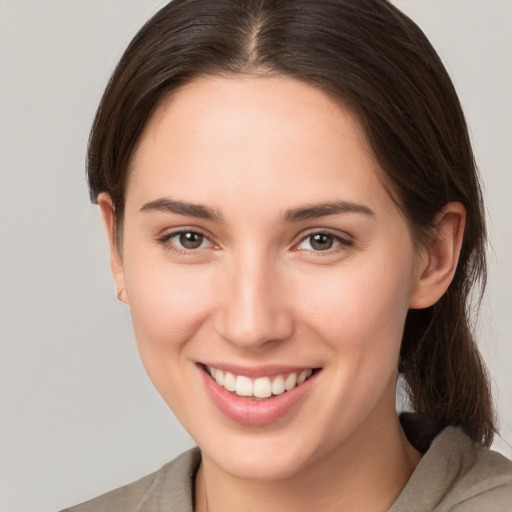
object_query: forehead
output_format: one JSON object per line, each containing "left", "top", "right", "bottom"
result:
{"left": 126, "top": 75, "right": 389, "bottom": 215}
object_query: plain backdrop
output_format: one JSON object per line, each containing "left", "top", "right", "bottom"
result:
{"left": 0, "top": 1, "right": 510, "bottom": 511}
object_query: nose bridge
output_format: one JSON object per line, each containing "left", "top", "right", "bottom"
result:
{"left": 215, "top": 246, "right": 293, "bottom": 348}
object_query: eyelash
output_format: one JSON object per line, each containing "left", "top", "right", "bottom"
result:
{"left": 294, "top": 230, "right": 353, "bottom": 253}
{"left": 156, "top": 229, "right": 353, "bottom": 255}
{"left": 156, "top": 229, "right": 215, "bottom": 255}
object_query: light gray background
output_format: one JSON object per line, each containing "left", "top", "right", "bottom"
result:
{"left": 0, "top": 1, "right": 510, "bottom": 511}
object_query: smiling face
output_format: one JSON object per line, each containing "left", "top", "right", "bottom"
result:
{"left": 102, "top": 75, "right": 426, "bottom": 481}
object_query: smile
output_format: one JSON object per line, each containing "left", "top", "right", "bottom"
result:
{"left": 205, "top": 365, "right": 314, "bottom": 399}
{"left": 200, "top": 363, "right": 320, "bottom": 426}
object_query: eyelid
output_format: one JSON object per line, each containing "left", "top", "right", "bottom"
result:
{"left": 155, "top": 226, "right": 353, "bottom": 255}
{"left": 156, "top": 227, "right": 218, "bottom": 252}
{"left": 292, "top": 228, "right": 354, "bottom": 252}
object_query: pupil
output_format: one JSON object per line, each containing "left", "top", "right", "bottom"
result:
{"left": 311, "top": 234, "right": 333, "bottom": 251}
{"left": 180, "top": 232, "right": 203, "bottom": 249}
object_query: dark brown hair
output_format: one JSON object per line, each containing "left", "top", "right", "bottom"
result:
{"left": 87, "top": 0, "right": 495, "bottom": 445}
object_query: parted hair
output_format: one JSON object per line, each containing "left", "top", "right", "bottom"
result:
{"left": 87, "top": 0, "right": 495, "bottom": 445}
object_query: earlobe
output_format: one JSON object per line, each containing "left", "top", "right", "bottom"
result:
{"left": 97, "top": 192, "right": 128, "bottom": 305}
{"left": 409, "top": 202, "right": 466, "bottom": 309}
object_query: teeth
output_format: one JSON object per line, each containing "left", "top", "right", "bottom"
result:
{"left": 206, "top": 366, "right": 314, "bottom": 398}
{"left": 224, "top": 371, "right": 236, "bottom": 392}
{"left": 284, "top": 373, "right": 297, "bottom": 391}
{"left": 253, "top": 377, "right": 272, "bottom": 398}
{"left": 297, "top": 369, "right": 312, "bottom": 384}
{"left": 235, "top": 375, "right": 253, "bottom": 396}
{"left": 271, "top": 375, "right": 285, "bottom": 395}
{"left": 215, "top": 370, "right": 224, "bottom": 386}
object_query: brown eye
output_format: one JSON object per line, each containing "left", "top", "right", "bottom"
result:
{"left": 309, "top": 233, "right": 334, "bottom": 251}
{"left": 178, "top": 231, "right": 205, "bottom": 249}
{"left": 296, "top": 232, "right": 351, "bottom": 252}
{"left": 159, "top": 230, "right": 213, "bottom": 252}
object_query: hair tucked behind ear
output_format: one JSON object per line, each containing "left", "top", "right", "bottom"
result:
{"left": 87, "top": 0, "right": 495, "bottom": 444}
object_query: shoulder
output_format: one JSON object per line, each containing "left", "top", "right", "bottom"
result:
{"left": 392, "top": 425, "right": 512, "bottom": 512}
{"left": 60, "top": 448, "right": 201, "bottom": 512}
{"left": 443, "top": 434, "right": 512, "bottom": 511}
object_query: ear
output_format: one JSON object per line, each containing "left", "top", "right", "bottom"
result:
{"left": 98, "top": 192, "right": 128, "bottom": 305}
{"left": 409, "top": 202, "right": 466, "bottom": 309}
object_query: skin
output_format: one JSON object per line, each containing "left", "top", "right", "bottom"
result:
{"left": 99, "top": 76, "right": 466, "bottom": 512}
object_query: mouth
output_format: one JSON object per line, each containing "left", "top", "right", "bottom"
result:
{"left": 199, "top": 363, "right": 321, "bottom": 426}
{"left": 204, "top": 365, "right": 316, "bottom": 400}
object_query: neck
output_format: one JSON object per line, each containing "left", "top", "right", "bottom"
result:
{"left": 195, "top": 412, "right": 422, "bottom": 512}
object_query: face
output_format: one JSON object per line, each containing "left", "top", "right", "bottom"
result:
{"left": 107, "top": 76, "right": 426, "bottom": 481}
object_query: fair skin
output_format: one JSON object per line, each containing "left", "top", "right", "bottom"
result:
{"left": 99, "top": 76, "right": 465, "bottom": 512}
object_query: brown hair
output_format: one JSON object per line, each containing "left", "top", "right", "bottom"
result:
{"left": 87, "top": 0, "right": 495, "bottom": 445}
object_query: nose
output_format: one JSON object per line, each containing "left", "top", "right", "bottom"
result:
{"left": 214, "top": 250, "right": 294, "bottom": 350}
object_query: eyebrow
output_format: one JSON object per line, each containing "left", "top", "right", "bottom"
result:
{"left": 140, "top": 197, "right": 375, "bottom": 223}
{"left": 281, "top": 201, "right": 375, "bottom": 222}
{"left": 140, "top": 198, "right": 223, "bottom": 221}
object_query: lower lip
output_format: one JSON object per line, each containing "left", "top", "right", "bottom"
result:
{"left": 200, "top": 367, "right": 318, "bottom": 426}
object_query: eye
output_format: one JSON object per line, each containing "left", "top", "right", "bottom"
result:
{"left": 296, "top": 232, "right": 351, "bottom": 252}
{"left": 159, "top": 230, "right": 215, "bottom": 251}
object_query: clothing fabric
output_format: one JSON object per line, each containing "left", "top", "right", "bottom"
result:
{"left": 62, "top": 424, "right": 512, "bottom": 512}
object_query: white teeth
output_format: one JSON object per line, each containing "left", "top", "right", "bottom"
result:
{"left": 284, "top": 373, "right": 297, "bottom": 391}
{"left": 224, "top": 371, "right": 236, "bottom": 392}
{"left": 253, "top": 377, "right": 272, "bottom": 398}
{"left": 297, "top": 369, "right": 312, "bottom": 384}
{"left": 235, "top": 375, "right": 253, "bottom": 396}
{"left": 215, "top": 369, "right": 225, "bottom": 386}
{"left": 271, "top": 375, "right": 285, "bottom": 395}
{"left": 207, "top": 366, "right": 314, "bottom": 398}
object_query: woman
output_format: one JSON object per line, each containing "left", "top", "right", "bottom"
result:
{"left": 64, "top": 0, "right": 512, "bottom": 510}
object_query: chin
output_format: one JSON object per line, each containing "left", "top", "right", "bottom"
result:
{"left": 214, "top": 449, "right": 313, "bottom": 482}
{"left": 200, "top": 426, "right": 329, "bottom": 482}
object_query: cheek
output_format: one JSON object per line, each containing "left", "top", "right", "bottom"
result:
{"left": 122, "top": 254, "right": 215, "bottom": 375}
{"left": 292, "top": 255, "right": 415, "bottom": 433}
{"left": 295, "top": 250, "right": 415, "bottom": 371}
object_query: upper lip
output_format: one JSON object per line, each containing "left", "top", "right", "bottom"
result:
{"left": 199, "top": 362, "right": 320, "bottom": 378}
